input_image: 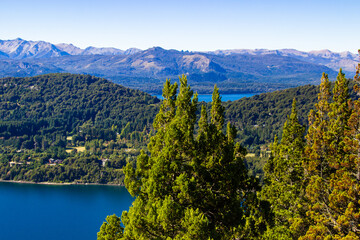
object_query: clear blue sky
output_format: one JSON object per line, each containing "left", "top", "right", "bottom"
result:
{"left": 1, "top": 0, "right": 359, "bottom": 53}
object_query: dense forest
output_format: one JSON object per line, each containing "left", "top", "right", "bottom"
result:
{"left": 99, "top": 62, "right": 360, "bottom": 239}
{"left": 0, "top": 72, "right": 330, "bottom": 184}
{"left": 0, "top": 73, "right": 159, "bottom": 184}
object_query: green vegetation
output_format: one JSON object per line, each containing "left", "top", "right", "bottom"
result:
{"left": 0, "top": 73, "right": 159, "bottom": 184}
{"left": 261, "top": 99, "right": 307, "bottom": 239}
{"left": 119, "top": 76, "right": 269, "bottom": 239}
{"left": 224, "top": 81, "right": 356, "bottom": 148}
{"left": 260, "top": 67, "right": 360, "bottom": 239}
{"left": 299, "top": 69, "right": 358, "bottom": 239}
{"left": 222, "top": 81, "right": 356, "bottom": 181}
{"left": 98, "top": 54, "right": 360, "bottom": 239}
{"left": 2, "top": 67, "right": 360, "bottom": 238}
{"left": 98, "top": 214, "right": 123, "bottom": 240}
{"left": 1, "top": 72, "right": 357, "bottom": 186}
{"left": 1, "top": 72, "right": 339, "bottom": 185}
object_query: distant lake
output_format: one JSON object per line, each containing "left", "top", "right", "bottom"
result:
{"left": 0, "top": 182, "right": 133, "bottom": 240}
{"left": 155, "top": 93, "right": 257, "bottom": 102}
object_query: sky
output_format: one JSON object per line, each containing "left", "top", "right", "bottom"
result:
{"left": 1, "top": 0, "right": 359, "bottom": 53}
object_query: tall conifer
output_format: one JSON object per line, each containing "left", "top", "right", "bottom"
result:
{"left": 119, "top": 77, "right": 264, "bottom": 239}
{"left": 338, "top": 51, "right": 360, "bottom": 239}
{"left": 262, "top": 99, "right": 307, "bottom": 239}
{"left": 301, "top": 70, "right": 354, "bottom": 239}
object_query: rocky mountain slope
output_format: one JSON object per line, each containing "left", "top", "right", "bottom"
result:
{"left": 0, "top": 38, "right": 141, "bottom": 59}
{"left": 0, "top": 38, "right": 355, "bottom": 94}
{"left": 0, "top": 38, "right": 69, "bottom": 59}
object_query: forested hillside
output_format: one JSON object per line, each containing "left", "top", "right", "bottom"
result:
{"left": 0, "top": 73, "right": 159, "bottom": 184}
{"left": 0, "top": 73, "right": 159, "bottom": 143}
{"left": 222, "top": 78, "right": 356, "bottom": 179}
{"left": 224, "top": 80, "right": 356, "bottom": 150}
{"left": 1, "top": 72, "right": 356, "bottom": 185}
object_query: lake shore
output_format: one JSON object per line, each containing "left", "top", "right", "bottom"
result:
{"left": 0, "top": 179, "right": 124, "bottom": 186}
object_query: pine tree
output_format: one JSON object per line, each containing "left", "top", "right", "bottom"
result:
{"left": 118, "top": 76, "right": 265, "bottom": 239}
{"left": 301, "top": 73, "right": 332, "bottom": 239}
{"left": 121, "top": 76, "right": 203, "bottom": 239}
{"left": 301, "top": 70, "right": 354, "bottom": 239}
{"left": 262, "top": 98, "right": 307, "bottom": 239}
{"left": 338, "top": 51, "right": 360, "bottom": 239}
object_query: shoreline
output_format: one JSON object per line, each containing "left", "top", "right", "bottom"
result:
{"left": 0, "top": 179, "right": 124, "bottom": 187}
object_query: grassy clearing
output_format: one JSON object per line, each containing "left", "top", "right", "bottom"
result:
{"left": 66, "top": 146, "right": 86, "bottom": 153}
{"left": 245, "top": 153, "right": 256, "bottom": 158}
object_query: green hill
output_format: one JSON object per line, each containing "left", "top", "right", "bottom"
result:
{"left": 0, "top": 73, "right": 159, "bottom": 184}
{"left": 222, "top": 79, "right": 356, "bottom": 180}
{"left": 0, "top": 73, "right": 159, "bottom": 142}
{"left": 224, "top": 80, "right": 356, "bottom": 150}
{"left": 224, "top": 85, "right": 318, "bottom": 150}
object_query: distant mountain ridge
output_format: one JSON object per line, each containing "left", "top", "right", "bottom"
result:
{"left": 0, "top": 38, "right": 141, "bottom": 59}
{"left": 208, "top": 48, "right": 358, "bottom": 74}
{"left": 0, "top": 38, "right": 356, "bottom": 94}
{"left": 0, "top": 38, "right": 356, "bottom": 74}
{"left": 55, "top": 43, "right": 142, "bottom": 56}
{"left": 0, "top": 38, "right": 69, "bottom": 59}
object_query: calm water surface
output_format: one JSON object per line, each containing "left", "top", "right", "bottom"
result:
{"left": 0, "top": 182, "right": 133, "bottom": 240}
{"left": 155, "top": 93, "right": 257, "bottom": 102}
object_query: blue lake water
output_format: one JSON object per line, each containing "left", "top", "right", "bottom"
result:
{"left": 155, "top": 93, "right": 257, "bottom": 102}
{"left": 0, "top": 182, "right": 133, "bottom": 240}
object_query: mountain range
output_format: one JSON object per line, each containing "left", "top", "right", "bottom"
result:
{"left": 210, "top": 49, "right": 358, "bottom": 75}
{"left": 0, "top": 38, "right": 357, "bottom": 94}
{"left": 0, "top": 38, "right": 142, "bottom": 59}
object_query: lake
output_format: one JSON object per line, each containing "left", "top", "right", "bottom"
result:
{"left": 155, "top": 93, "right": 257, "bottom": 102}
{"left": 0, "top": 182, "right": 133, "bottom": 240}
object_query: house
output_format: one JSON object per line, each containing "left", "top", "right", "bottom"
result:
{"left": 48, "top": 158, "right": 63, "bottom": 165}
{"left": 9, "top": 162, "right": 23, "bottom": 167}
{"left": 54, "top": 159, "right": 63, "bottom": 164}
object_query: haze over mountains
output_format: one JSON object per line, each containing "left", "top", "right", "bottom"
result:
{"left": 0, "top": 38, "right": 357, "bottom": 94}
{"left": 211, "top": 49, "right": 358, "bottom": 74}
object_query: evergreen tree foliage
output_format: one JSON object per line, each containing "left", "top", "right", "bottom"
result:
{"left": 119, "top": 75, "right": 265, "bottom": 239}
{"left": 97, "top": 214, "right": 124, "bottom": 240}
{"left": 339, "top": 51, "right": 360, "bottom": 239}
{"left": 262, "top": 98, "right": 307, "bottom": 239}
{"left": 301, "top": 69, "right": 356, "bottom": 239}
